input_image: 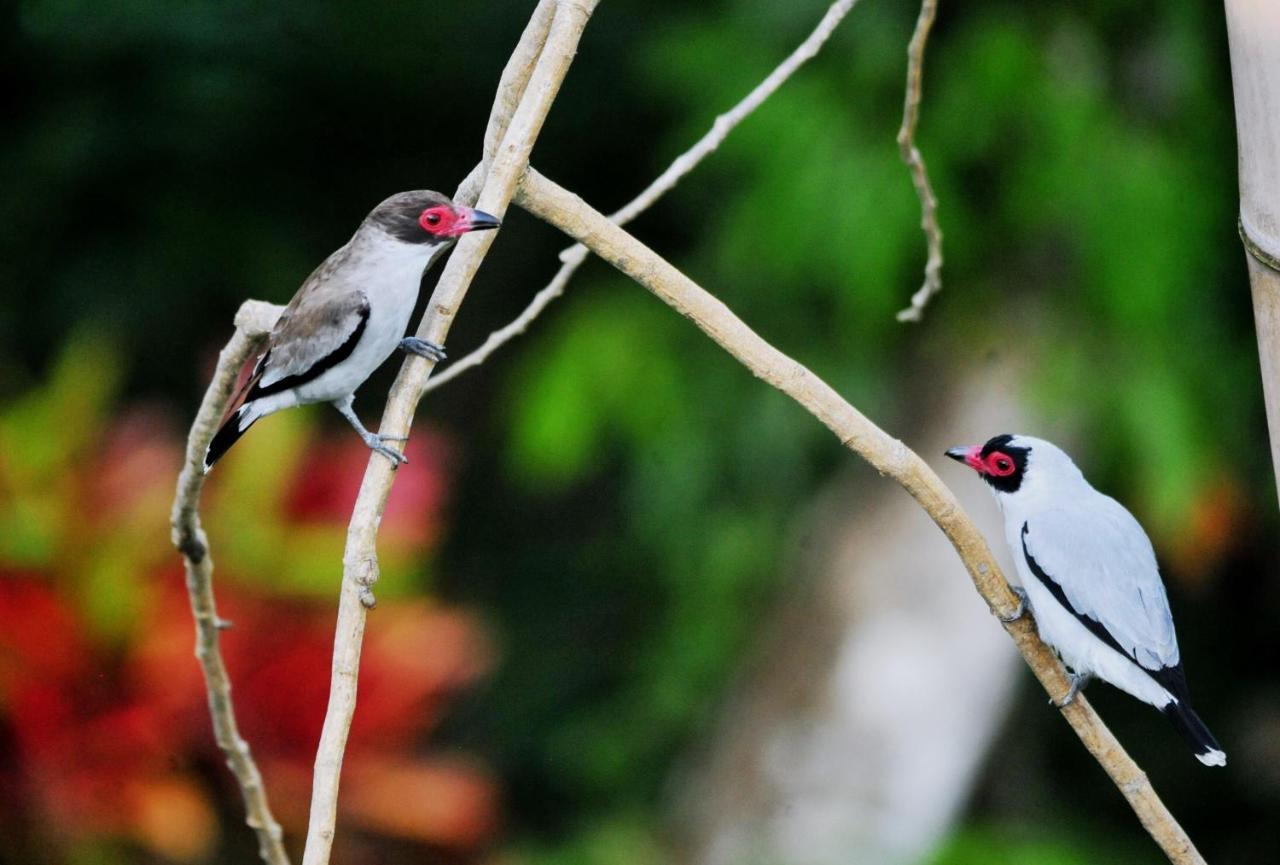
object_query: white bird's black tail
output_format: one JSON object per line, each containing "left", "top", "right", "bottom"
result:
{"left": 204, "top": 405, "right": 257, "bottom": 472}
{"left": 1162, "top": 699, "right": 1226, "bottom": 767}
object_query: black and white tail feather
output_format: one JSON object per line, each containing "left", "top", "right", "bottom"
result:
{"left": 1163, "top": 697, "right": 1226, "bottom": 767}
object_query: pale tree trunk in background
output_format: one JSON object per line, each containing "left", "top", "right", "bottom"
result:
{"left": 669, "top": 364, "right": 1033, "bottom": 865}
{"left": 1224, "top": 1, "right": 1280, "bottom": 502}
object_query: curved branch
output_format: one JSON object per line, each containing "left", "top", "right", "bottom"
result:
{"left": 424, "top": 0, "right": 860, "bottom": 394}
{"left": 895, "top": 0, "right": 944, "bottom": 323}
{"left": 170, "top": 299, "right": 288, "bottom": 865}
{"left": 300, "top": 3, "right": 601, "bottom": 864}
{"left": 514, "top": 168, "right": 1205, "bottom": 865}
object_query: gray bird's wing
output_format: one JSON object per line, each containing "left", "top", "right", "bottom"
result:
{"left": 1021, "top": 500, "right": 1180, "bottom": 672}
{"left": 250, "top": 249, "right": 370, "bottom": 397}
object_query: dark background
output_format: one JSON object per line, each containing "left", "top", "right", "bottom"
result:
{"left": 1, "top": 1, "right": 1276, "bottom": 863}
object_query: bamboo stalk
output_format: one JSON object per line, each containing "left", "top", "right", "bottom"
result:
{"left": 1224, "top": 0, "right": 1280, "bottom": 501}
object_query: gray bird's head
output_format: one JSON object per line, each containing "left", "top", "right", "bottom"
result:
{"left": 365, "top": 190, "right": 501, "bottom": 246}
{"left": 945, "top": 434, "right": 1083, "bottom": 497}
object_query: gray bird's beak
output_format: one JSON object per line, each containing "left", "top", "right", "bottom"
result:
{"left": 455, "top": 207, "right": 501, "bottom": 234}
{"left": 945, "top": 445, "right": 984, "bottom": 471}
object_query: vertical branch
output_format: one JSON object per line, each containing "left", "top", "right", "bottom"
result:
{"left": 1224, "top": 0, "right": 1280, "bottom": 502}
{"left": 170, "top": 300, "right": 287, "bottom": 865}
{"left": 895, "top": 0, "right": 944, "bottom": 323}
{"left": 299, "top": 3, "right": 601, "bottom": 864}
{"left": 455, "top": 0, "right": 560, "bottom": 206}
{"left": 515, "top": 169, "right": 1206, "bottom": 865}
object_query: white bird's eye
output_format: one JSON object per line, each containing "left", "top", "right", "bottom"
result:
{"left": 425, "top": 212, "right": 441, "bottom": 225}
{"left": 987, "top": 452, "right": 1016, "bottom": 476}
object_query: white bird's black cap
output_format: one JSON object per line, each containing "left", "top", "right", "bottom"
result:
{"left": 945, "top": 434, "right": 1031, "bottom": 493}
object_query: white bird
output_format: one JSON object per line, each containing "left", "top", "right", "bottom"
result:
{"left": 946, "top": 434, "right": 1226, "bottom": 767}
{"left": 204, "top": 190, "right": 499, "bottom": 471}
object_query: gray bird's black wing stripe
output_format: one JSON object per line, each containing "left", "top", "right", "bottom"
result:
{"left": 249, "top": 305, "right": 370, "bottom": 400}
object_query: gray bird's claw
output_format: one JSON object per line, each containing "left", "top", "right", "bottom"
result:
{"left": 399, "top": 337, "right": 446, "bottom": 362}
{"left": 362, "top": 432, "right": 408, "bottom": 466}
{"left": 1051, "top": 672, "right": 1092, "bottom": 708}
{"left": 997, "top": 586, "right": 1029, "bottom": 623}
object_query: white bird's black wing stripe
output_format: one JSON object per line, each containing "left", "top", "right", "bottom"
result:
{"left": 1021, "top": 522, "right": 1130, "bottom": 659}
{"left": 1019, "top": 506, "right": 1181, "bottom": 676}
{"left": 1019, "top": 522, "right": 1189, "bottom": 700}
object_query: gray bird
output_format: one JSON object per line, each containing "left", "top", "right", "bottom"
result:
{"left": 946, "top": 434, "right": 1226, "bottom": 767}
{"left": 204, "top": 190, "right": 499, "bottom": 471}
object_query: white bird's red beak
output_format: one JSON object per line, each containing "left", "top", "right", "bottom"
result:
{"left": 945, "top": 445, "right": 985, "bottom": 472}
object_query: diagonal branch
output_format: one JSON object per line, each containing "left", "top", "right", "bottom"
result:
{"left": 513, "top": 168, "right": 1205, "bottom": 865}
{"left": 170, "top": 299, "right": 288, "bottom": 865}
{"left": 300, "top": 3, "right": 600, "bottom": 864}
{"left": 424, "top": 0, "right": 860, "bottom": 395}
{"left": 895, "top": 0, "right": 944, "bottom": 323}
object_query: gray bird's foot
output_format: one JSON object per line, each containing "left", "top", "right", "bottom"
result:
{"left": 361, "top": 431, "right": 409, "bottom": 466}
{"left": 333, "top": 397, "right": 408, "bottom": 466}
{"left": 998, "top": 586, "right": 1029, "bottom": 623}
{"left": 399, "top": 337, "right": 446, "bottom": 362}
{"left": 1051, "top": 672, "right": 1092, "bottom": 708}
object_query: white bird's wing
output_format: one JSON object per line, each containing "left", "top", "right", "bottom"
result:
{"left": 1020, "top": 501, "right": 1180, "bottom": 672}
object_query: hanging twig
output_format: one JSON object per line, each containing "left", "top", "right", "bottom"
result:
{"left": 424, "top": 0, "right": 861, "bottom": 394}
{"left": 514, "top": 167, "right": 1205, "bottom": 865}
{"left": 895, "top": 0, "right": 944, "bottom": 323}
{"left": 170, "top": 299, "right": 288, "bottom": 865}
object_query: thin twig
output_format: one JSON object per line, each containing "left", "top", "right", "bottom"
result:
{"left": 895, "top": 0, "right": 943, "bottom": 323}
{"left": 514, "top": 168, "right": 1205, "bottom": 865}
{"left": 170, "top": 299, "right": 288, "bottom": 865}
{"left": 424, "top": 0, "right": 859, "bottom": 394}
{"left": 299, "top": 3, "right": 600, "bottom": 864}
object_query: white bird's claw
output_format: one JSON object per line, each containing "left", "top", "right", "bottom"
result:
{"left": 1051, "top": 672, "right": 1091, "bottom": 708}
{"left": 998, "top": 586, "right": 1028, "bottom": 623}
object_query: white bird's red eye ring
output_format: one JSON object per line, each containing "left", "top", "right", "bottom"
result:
{"left": 987, "top": 452, "right": 1016, "bottom": 476}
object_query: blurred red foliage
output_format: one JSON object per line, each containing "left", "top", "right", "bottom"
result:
{"left": 0, "top": 344, "right": 497, "bottom": 862}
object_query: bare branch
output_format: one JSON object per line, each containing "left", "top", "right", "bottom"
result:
{"left": 424, "top": 0, "right": 859, "bottom": 394}
{"left": 895, "top": 0, "right": 944, "bottom": 323}
{"left": 514, "top": 168, "right": 1205, "bottom": 865}
{"left": 300, "top": 3, "right": 600, "bottom": 864}
{"left": 170, "top": 299, "right": 288, "bottom": 865}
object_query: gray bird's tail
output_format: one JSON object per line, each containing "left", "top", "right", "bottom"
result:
{"left": 204, "top": 405, "right": 256, "bottom": 472}
{"left": 1162, "top": 699, "right": 1226, "bottom": 767}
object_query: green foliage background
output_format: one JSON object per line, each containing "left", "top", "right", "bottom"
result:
{"left": 2, "top": 0, "right": 1276, "bottom": 863}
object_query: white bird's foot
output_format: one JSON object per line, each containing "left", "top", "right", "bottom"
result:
{"left": 400, "top": 337, "right": 446, "bottom": 362}
{"left": 1051, "top": 672, "right": 1092, "bottom": 708}
{"left": 998, "top": 586, "right": 1029, "bottom": 623}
